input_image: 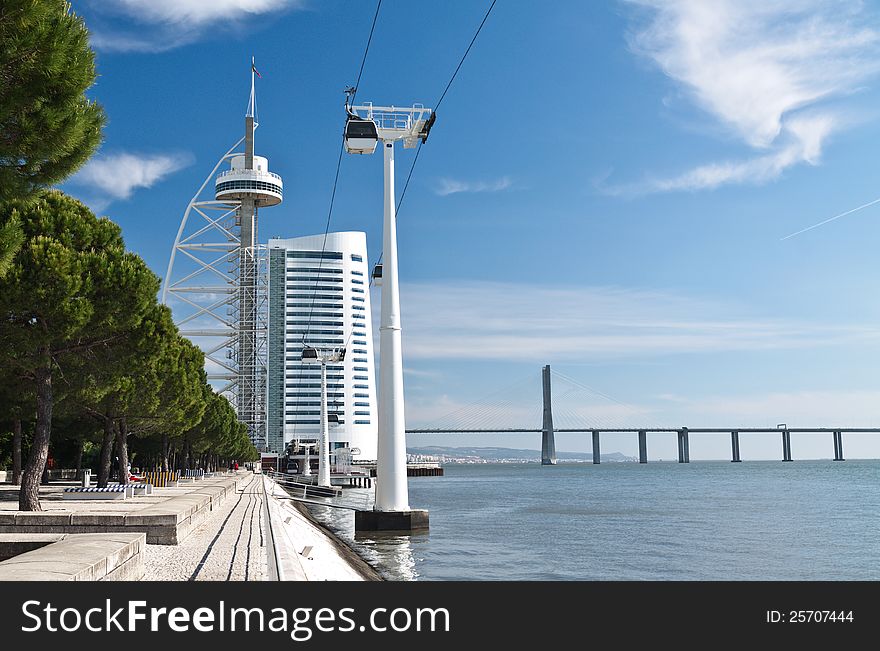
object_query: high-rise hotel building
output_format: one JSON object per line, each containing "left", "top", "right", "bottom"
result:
{"left": 266, "top": 232, "right": 378, "bottom": 460}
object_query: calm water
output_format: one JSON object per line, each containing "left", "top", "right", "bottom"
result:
{"left": 306, "top": 460, "right": 880, "bottom": 580}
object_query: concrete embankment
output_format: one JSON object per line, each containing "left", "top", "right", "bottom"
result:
{"left": 263, "top": 475, "right": 381, "bottom": 581}
{"left": 0, "top": 532, "right": 145, "bottom": 581}
{"left": 0, "top": 473, "right": 241, "bottom": 544}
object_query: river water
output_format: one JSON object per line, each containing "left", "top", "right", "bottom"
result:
{"left": 305, "top": 460, "right": 880, "bottom": 580}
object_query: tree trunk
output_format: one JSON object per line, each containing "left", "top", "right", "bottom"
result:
{"left": 116, "top": 417, "right": 129, "bottom": 486}
{"left": 19, "top": 355, "right": 52, "bottom": 511}
{"left": 98, "top": 417, "right": 114, "bottom": 487}
{"left": 161, "top": 433, "right": 169, "bottom": 472}
{"left": 74, "top": 438, "right": 83, "bottom": 473}
{"left": 11, "top": 418, "right": 22, "bottom": 486}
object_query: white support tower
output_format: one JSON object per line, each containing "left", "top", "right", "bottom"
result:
{"left": 345, "top": 101, "right": 433, "bottom": 530}
{"left": 162, "top": 60, "right": 282, "bottom": 450}
{"left": 301, "top": 346, "right": 346, "bottom": 488}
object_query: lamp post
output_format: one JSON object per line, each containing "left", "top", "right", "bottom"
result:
{"left": 302, "top": 346, "right": 345, "bottom": 488}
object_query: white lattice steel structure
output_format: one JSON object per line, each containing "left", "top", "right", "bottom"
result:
{"left": 162, "top": 63, "right": 282, "bottom": 451}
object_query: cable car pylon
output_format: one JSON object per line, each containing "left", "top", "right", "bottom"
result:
{"left": 344, "top": 95, "right": 434, "bottom": 532}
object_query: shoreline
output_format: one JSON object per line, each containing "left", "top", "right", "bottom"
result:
{"left": 291, "top": 501, "right": 384, "bottom": 581}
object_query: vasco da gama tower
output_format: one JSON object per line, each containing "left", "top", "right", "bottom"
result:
{"left": 163, "top": 62, "right": 281, "bottom": 450}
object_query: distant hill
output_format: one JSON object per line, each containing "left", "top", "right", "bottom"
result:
{"left": 407, "top": 445, "right": 635, "bottom": 463}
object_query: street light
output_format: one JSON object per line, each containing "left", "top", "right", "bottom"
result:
{"left": 301, "top": 346, "right": 345, "bottom": 488}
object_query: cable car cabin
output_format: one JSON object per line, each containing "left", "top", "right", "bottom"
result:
{"left": 371, "top": 263, "right": 383, "bottom": 286}
{"left": 344, "top": 117, "right": 379, "bottom": 155}
{"left": 327, "top": 414, "right": 340, "bottom": 425}
{"left": 301, "top": 347, "right": 319, "bottom": 361}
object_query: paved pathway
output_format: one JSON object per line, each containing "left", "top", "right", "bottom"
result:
{"left": 143, "top": 473, "right": 266, "bottom": 581}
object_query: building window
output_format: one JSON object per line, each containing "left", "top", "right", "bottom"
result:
{"left": 351, "top": 270, "right": 363, "bottom": 276}
{"left": 284, "top": 383, "right": 345, "bottom": 389}
{"left": 353, "top": 393, "right": 369, "bottom": 398}
{"left": 353, "top": 366, "right": 368, "bottom": 371}
{"left": 288, "top": 267, "right": 343, "bottom": 274}
{"left": 284, "top": 329, "right": 343, "bottom": 335}
{"left": 352, "top": 297, "right": 365, "bottom": 302}
{"left": 353, "top": 358, "right": 368, "bottom": 363}
{"left": 354, "top": 420, "right": 371, "bottom": 425}
{"left": 287, "top": 276, "right": 343, "bottom": 283}
{"left": 287, "top": 251, "right": 343, "bottom": 260}
{"left": 354, "top": 411, "right": 370, "bottom": 416}
{"left": 353, "top": 340, "right": 367, "bottom": 345}
{"left": 354, "top": 375, "right": 369, "bottom": 380}
{"left": 287, "top": 320, "right": 344, "bottom": 326}
{"left": 354, "top": 384, "right": 369, "bottom": 389}
{"left": 352, "top": 288, "right": 364, "bottom": 294}
{"left": 354, "top": 402, "right": 370, "bottom": 407}
{"left": 353, "top": 349, "right": 368, "bottom": 354}
{"left": 287, "top": 285, "right": 342, "bottom": 292}
{"left": 351, "top": 254, "right": 363, "bottom": 262}
{"left": 352, "top": 305, "right": 365, "bottom": 311}
{"left": 352, "top": 279, "right": 364, "bottom": 285}
{"left": 288, "top": 302, "right": 342, "bottom": 308}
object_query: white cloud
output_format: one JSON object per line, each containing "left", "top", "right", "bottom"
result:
{"left": 70, "top": 152, "right": 192, "bottom": 203}
{"left": 398, "top": 281, "right": 880, "bottom": 361}
{"left": 619, "top": 0, "right": 880, "bottom": 191}
{"left": 85, "top": 0, "right": 302, "bottom": 52}
{"left": 667, "top": 390, "right": 880, "bottom": 429}
{"left": 434, "top": 176, "right": 512, "bottom": 196}
{"left": 98, "top": 0, "right": 297, "bottom": 26}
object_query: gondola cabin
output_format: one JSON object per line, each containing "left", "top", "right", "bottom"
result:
{"left": 301, "top": 347, "right": 318, "bottom": 362}
{"left": 344, "top": 117, "right": 379, "bottom": 155}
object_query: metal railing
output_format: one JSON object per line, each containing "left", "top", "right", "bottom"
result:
{"left": 265, "top": 470, "right": 373, "bottom": 511}
{"left": 216, "top": 168, "right": 283, "bottom": 181}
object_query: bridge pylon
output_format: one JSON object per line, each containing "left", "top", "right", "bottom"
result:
{"left": 542, "top": 365, "right": 557, "bottom": 465}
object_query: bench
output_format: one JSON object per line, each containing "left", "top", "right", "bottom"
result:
{"left": 62, "top": 486, "right": 126, "bottom": 500}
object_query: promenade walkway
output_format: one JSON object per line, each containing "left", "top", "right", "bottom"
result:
{"left": 143, "top": 473, "right": 265, "bottom": 581}
{"left": 0, "top": 472, "right": 378, "bottom": 581}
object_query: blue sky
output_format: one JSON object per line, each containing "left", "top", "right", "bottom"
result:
{"left": 62, "top": 0, "right": 880, "bottom": 459}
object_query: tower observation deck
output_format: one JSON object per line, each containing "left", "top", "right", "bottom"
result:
{"left": 163, "top": 60, "right": 282, "bottom": 450}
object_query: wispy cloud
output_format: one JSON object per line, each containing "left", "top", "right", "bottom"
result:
{"left": 654, "top": 389, "right": 880, "bottom": 429}
{"left": 68, "top": 151, "right": 192, "bottom": 209}
{"left": 84, "top": 0, "right": 303, "bottom": 52}
{"left": 616, "top": 0, "right": 880, "bottom": 192}
{"left": 398, "top": 281, "right": 880, "bottom": 361}
{"left": 434, "top": 176, "right": 512, "bottom": 196}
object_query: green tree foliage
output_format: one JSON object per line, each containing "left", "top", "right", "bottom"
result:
{"left": 0, "top": 0, "right": 105, "bottom": 202}
{"left": 0, "top": 191, "right": 161, "bottom": 510}
{"left": 0, "top": 216, "right": 23, "bottom": 277}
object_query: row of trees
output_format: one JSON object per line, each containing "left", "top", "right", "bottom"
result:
{"left": 0, "top": 2, "right": 257, "bottom": 511}
{"left": 0, "top": 192, "right": 259, "bottom": 511}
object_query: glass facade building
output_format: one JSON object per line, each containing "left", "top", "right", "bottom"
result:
{"left": 266, "top": 232, "right": 378, "bottom": 460}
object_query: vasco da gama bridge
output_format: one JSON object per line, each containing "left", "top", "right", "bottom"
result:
{"left": 406, "top": 366, "right": 878, "bottom": 464}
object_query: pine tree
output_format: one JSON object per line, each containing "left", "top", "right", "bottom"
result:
{"left": 0, "top": 191, "right": 160, "bottom": 510}
{"left": 0, "top": 1, "right": 105, "bottom": 201}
